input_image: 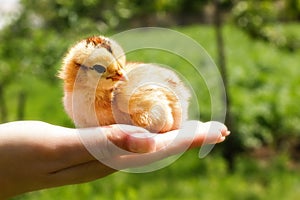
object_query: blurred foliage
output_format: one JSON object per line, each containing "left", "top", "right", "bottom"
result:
{"left": 232, "top": 0, "right": 300, "bottom": 51}
{"left": 180, "top": 25, "right": 300, "bottom": 152}
{"left": 1, "top": 1, "right": 300, "bottom": 198}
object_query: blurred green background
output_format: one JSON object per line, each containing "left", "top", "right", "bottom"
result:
{"left": 1, "top": 0, "right": 300, "bottom": 199}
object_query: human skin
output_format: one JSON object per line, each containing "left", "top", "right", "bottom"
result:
{"left": 0, "top": 120, "right": 229, "bottom": 199}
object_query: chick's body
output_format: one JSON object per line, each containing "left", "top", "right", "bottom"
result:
{"left": 113, "top": 62, "right": 190, "bottom": 132}
{"left": 59, "top": 36, "right": 190, "bottom": 133}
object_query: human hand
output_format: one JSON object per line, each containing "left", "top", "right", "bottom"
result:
{"left": 0, "top": 120, "right": 229, "bottom": 199}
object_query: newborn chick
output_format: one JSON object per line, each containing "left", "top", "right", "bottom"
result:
{"left": 58, "top": 36, "right": 191, "bottom": 133}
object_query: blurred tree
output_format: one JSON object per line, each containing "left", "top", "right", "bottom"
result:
{"left": 0, "top": 83, "right": 8, "bottom": 122}
{"left": 232, "top": 0, "right": 300, "bottom": 51}
{"left": 0, "top": 27, "right": 67, "bottom": 121}
{"left": 211, "top": 0, "right": 247, "bottom": 170}
{"left": 281, "top": 0, "right": 300, "bottom": 20}
{"left": 0, "top": 0, "right": 70, "bottom": 122}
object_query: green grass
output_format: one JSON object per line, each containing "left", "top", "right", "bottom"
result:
{"left": 14, "top": 151, "right": 300, "bottom": 200}
{"left": 5, "top": 24, "right": 300, "bottom": 199}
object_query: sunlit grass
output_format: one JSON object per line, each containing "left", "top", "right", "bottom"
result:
{"left": 15, "top": 150, "right": 300, "bottom": 200}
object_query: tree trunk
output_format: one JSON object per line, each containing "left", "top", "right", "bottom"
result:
{"left": 17, "top": 91, "right": 27, "bottom": 120}
{"left": 0, "top": 84, "right": 8, "bottom": 123}
{"left": 213, "top": 0, "right": 242, "bottom": 171}
{"left": 213, "top": 0, "right": 231, "bottom": 127}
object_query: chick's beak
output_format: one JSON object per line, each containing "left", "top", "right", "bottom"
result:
{"left": 112, "top": 69, "right": 128, "bottom": 81}
{"left": 116, "top": 69, "right": 128, "bottom": 81}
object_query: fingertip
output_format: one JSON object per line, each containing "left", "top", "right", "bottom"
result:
{"left": 222, "top": 130, "right": 231, "bottom": 137}
{"left": 217, "top": 136, "right": 226, "bottom": 143}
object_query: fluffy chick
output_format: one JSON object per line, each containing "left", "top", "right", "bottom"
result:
{"left": 58, "top": 36, "right": 191, "bottom": 133}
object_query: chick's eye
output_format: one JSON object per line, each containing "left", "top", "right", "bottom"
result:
{"left": 92, "top": 64, "right": 106, "bottom": 73}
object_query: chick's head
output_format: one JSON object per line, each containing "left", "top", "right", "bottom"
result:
{"left": 59, "top": 36, "right": 127, "bottom": 91}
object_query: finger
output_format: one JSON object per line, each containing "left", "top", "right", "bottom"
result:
{"left": 222, "top": 130, "right": 231, "bottom": 137}
{"left": 97, "top": 121, "right": 230, "bottom": 170}
{"left": 50, "top": 121, "right": 229, "bottom": 172}
{"left": 153, "top": 121, "right": 229, "bottom": 150}
{"left": 50, "top": 120, "right": 228, "bottom": 170}
{"left": 105, "top": 124, "right": 155, "bottom": 153}
{"left": 196, "top": 121, "right": 230, "bottom": 145}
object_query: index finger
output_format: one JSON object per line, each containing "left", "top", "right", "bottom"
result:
{"left": 97, "top": 121, "right": 230, "bottom": 170}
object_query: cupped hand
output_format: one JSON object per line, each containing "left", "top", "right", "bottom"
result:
{"left": 0, "top": 120, "right": 229, "bottom": 199}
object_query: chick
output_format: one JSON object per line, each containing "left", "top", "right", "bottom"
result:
{"left": 58, "top": 36, "right": 191, "bottom": 133}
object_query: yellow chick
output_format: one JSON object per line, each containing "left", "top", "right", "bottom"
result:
{"left": 58, "top": 36, "right": 191, "bottom": 133}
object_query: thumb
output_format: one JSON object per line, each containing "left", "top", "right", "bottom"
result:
{"left": 105, "top": 124, "right": 156, "bottom": 153}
